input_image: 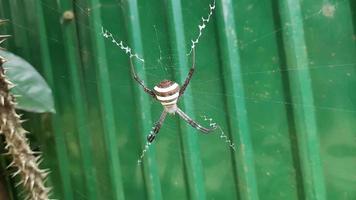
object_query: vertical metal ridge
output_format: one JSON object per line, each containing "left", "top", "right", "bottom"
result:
{"left": 86, "top": 0, "right": 125, "bottom": 199}
{"left": 33, "top": 1, "right": 73, "bottom": 199}
{"left": 58, "top": 0, "right": 98, "bottom": 199}
{"left": 125, "top": 1, "right": 163, "bottom": 199}
{"left": 271, "top": 1, "right": 305, "bottom": 199}
{"left": 215, "top": 0, "right": 259, "bottom": 199}
{"left": 166, "top": 1, "right": 207, "bottom": 199}
{"left": 8, "top": 0, "right": 30, "bottom": 59}
{"left": 278, "top": 0, "right": 326, "bottom": 199}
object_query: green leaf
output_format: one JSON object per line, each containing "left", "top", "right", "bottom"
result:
{"left": 0, "top": 50, "right": 55, "bottom": 113}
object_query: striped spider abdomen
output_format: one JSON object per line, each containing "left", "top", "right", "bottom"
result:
{"left": 153, "top": 80, "right": 180, "bottom": 113}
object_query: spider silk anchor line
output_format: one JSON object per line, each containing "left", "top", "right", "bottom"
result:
{"left": 101, "top": 27, "right": 145, "bottom": 62}
{"left": 201, "top": 115, "right": 236, "bottom": 151}
{"left": 187, "top": 0, "right": 216, "bottom": 56}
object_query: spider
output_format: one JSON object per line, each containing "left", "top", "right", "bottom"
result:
{"left": 130, "top": 48, "right": 216, "bottom": 144}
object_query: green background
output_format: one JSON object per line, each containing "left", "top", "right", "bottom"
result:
{"left": 0, "top": 0, "right": 355, "bottom": 199}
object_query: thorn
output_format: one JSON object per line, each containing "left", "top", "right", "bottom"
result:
{"left": 0, "top": 19, "right": 9, "bottom": 25}
{"left": 23, "top": 174, "right": 29, "bottom": 185}
{"left": 7, "top": 84, "right": 15, "bottom": 90}
{"left": 12, "top": 169, "right": 21, "bottom": 177}
{"left": 30, "top": 179, "right": 35, "bottom": 190}
{"left": 20, "top": 159, "right": 26, "bottom": 169}
{"left": 34, "top": 155, "right": 41, "bottom": 161}
{"left": 7, "top": 161, "right": 15, "bottom": 169}
{"left": 19, "top": 119, "right": 29, "bottom": 124}
{"left": 9, "top": 128, "right": 15, "bottom": 137}
{"left": 15, "top": 180, "right": 23, "bottom": 187}
{"left": 45, "top": 186, "right": 53, "bottom": 193}
{"left": 0, "top": 37, "right": 10, "bottom": 46}
{"left": 0, "top": 96, "right": 4, "bottom": 106}
{"left": 39, "top": 168, "right": 50, "bottom": 174}
{"left": 13, "top": 112, "right": 21, "bottom": 119}
{"left": 0, "top": 35, "right": 11, "bottom": 40}
{"left": 4, "top": 143, "right": 11, "bottom": 149}
{"left": 0, "top": 57, "right": 6, "bottom": 65}
{"left": 13, "top": 94, "right": 22, "bottom": 98}
{"left": 18, "top": 127, "right": 29, "bottom": 134}
{"left": 41, "top": 171, "right": 50, "bottom": 179}
{"left": 4, "top": 79, "right": 14, "bottom": 86}
{"left": 1, "top": 152, "right": 10, "bottom": 156}
{"left": 31, "top": 151, "right": 42, "bottom": 155}
{"left": 37, "top": 158, "right": 44, "bottom": 165}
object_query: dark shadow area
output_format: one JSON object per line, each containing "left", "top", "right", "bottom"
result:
{"left": 0, "top": 168, "right": 11, "bottom": 200}
{"left": 0, "top": 136, "right": 15, "bottom": 200}
{"left": 271, "top": 1, "right": 305, "bottom": 199}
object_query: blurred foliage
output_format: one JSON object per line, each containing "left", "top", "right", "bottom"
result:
{"left": 0, "top": 50, "right": 55, "bottom": 113}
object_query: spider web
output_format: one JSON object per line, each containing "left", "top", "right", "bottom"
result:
{"left": 2, "top": 0, "right": 356, "bottom": 199}
{"left": 69, "top": 0, "right": 236, "bottom": 163}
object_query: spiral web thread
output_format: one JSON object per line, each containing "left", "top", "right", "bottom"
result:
{"left": 201, "top": 115, "right": 236, "bottom": 151}
{"left": 137, "top": 127, "right": 155, "bottom": 165}
{"left": 187, "top": 0, "right": 216, "bottom": 56}
{"left": 101, "top": 27, "right": 145, "bottom": 62}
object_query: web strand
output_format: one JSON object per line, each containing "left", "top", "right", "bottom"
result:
{"left": 137, "top": 141, "right": 151, "bottom": 165}
{"left": 187, "top": 0, "right": 216, "bottom": 55}
{"left": 101, "top": 27, "right": 145, "bottom": 62}
{"left": 137, "top": 126, "right": 156, "bottom": 165}
{"left": 201, "top": 115, "right": 236, "bottom": 151}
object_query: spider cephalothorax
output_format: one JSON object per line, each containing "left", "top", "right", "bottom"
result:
{"left": 130, "top": 48, "right": 216, "bottom": 144}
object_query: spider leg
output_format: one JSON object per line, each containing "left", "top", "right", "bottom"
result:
{"left": 129, "top": 57, "right": 156, "bottom": 98}
{"left": 146, "top": 110, "right": 168, "bottom": 143}
{"left": 176, "top": 107, "right": 216, "bottom": 133}
{"left": 179, "top": 48, "right": 195, "bottom": 97}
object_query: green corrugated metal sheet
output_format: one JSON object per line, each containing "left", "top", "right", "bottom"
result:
{"left": 0, "top": 0, "right": 355, "bottom": 199}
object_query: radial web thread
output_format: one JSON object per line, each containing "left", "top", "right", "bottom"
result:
{"left": 201, "top": 115, "right": 236, "bottom": 151}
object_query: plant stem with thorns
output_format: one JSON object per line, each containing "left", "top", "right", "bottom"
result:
{"left": 0, "top": 56, "right": 51, "bottom": 200}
